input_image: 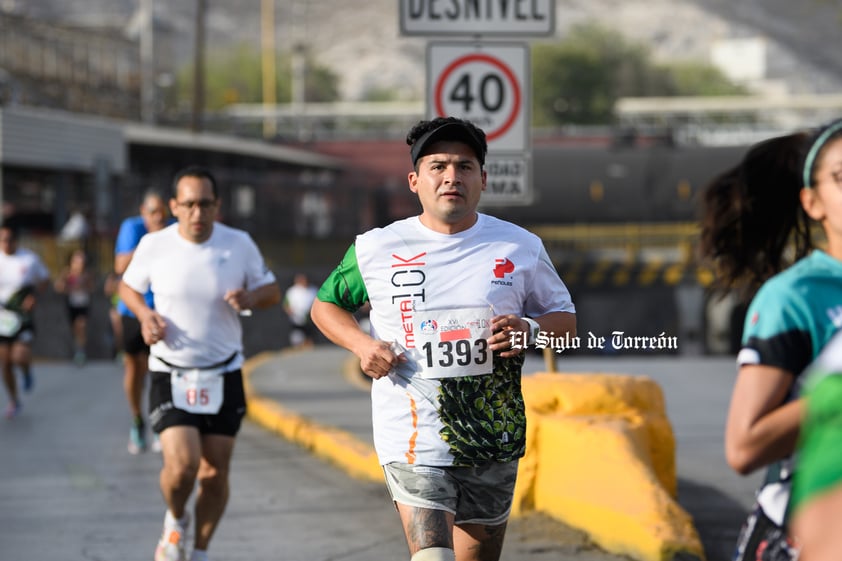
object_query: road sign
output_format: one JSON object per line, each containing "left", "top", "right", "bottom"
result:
{"left": 399, "top": 0, "right": 555, "bottom": 36}
{"left": 427, "top": 42, "right": 528, "bottom": 152}
{"left": 427, "top": 42, "right": 532, "bottom": 205}
{"left": 482, "top": 154, "right": 533, "bottom": 206}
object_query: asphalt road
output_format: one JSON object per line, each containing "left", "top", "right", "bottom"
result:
{"left": 0, "top": 359, "right": 635, "bottom": 561}
{"left": 247, "top": 347, "right": 765, "bottom": 561}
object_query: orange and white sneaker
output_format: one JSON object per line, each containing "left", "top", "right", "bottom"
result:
{"left": 154, "top": 512, "right": 189, "bottom": 561}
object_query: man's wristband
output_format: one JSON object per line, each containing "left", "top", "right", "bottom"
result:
{"left": 522, "top": 317, "right": 540, "bottom": 345}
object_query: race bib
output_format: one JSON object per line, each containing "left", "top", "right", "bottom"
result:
{"left": 0, "top": 309, "right": 22, "bottom": 337}
{"left": 170, "top": 367, "right": 226, "bottom": 414}
{"left": 411, "top": 306, "right": 493, "bottom": 379}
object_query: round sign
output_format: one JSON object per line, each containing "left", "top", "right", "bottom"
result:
{"left": 432, "top": 51, "right": 521, "bottom": 142}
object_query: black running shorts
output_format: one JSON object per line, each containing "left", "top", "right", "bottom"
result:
{"left": 120, "top": 315, "right": 149, "bottom": 356}
{"left": 148, "top": 369, "right": 247, "bottom": 437}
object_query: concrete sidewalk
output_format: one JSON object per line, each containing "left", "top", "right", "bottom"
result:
{"left": 243, "top": 345, "right": 760, "bottom": 561}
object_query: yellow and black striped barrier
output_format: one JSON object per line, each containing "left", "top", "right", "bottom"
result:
{"left": 558, "top": 259, "right": 714, "bottom": 289}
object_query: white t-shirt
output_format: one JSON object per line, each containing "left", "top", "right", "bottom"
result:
{"left": 284, "top": 284, "right": 317, "bottom": 325}
{"left": 122, "top": 223, "right": 276, "bottom": 372}
{"left": 0, "top": 248, "right": 49, "bottom": 305}
{"left": 320, "top": 213, "right": 575, "bottom": 466}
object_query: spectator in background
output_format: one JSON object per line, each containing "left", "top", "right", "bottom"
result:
{"left": 0, "top": 224, "right": 50, "bottom": 419}
{"left": 115, "top": 190, "right": 171, "bottom": 454}
{"left": 58, "top": 207, "right": 91, "bottom": 244}
{"left": 283, "top": 273, "right": 318, "bottom": 348}
{"left": 53, "top": 248, "right": 95, "bottom": 365}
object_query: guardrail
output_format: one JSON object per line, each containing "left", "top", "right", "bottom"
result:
{"left": 533, "top": 222, "right": 700, "bottom": 262}
{"left": 21, "top": 222, "right": 706, "bottom": 280}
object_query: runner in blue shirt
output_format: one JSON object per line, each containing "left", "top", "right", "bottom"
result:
{"left": 114, "top": 190, "right": 172, "bottom": 454}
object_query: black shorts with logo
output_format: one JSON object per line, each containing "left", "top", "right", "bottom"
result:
{"left": 120, "top": 315, "right": 149, "bottom": 356}
{"left": 148, "top": 368, "right": 247, "bottom": 437}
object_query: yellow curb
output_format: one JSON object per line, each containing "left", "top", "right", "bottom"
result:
{"left": 244, "top": 353, "right": 704, "bottom": 561}
{"left": 243, "top": 351, "right": 382, "bottom": 483}
{"left": 341, "top": 353, "right": 373, "bottom": 392}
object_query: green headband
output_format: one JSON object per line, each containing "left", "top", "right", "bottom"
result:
{"left": 803, "top": 120, "right": 842, "bottom": 188}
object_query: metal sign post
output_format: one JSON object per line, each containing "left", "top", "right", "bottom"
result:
{"left": 401, "top": 0, "right": 554, "bottom": 206}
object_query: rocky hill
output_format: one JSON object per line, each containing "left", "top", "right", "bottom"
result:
{"left": 6, "top": 0, "right": 842, "bottom": 101}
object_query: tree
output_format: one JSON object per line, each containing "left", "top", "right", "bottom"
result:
{"left": 173, "top": 43, "right": 339, "bottom": 112}
{"left": 532, "top": 23, "right": 746, "bottom": 126}
{"left": 661, "top": 60, "right": 749, "bottom": 97}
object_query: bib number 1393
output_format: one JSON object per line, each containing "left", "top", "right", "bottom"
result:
{"left": 413, "top": 306, "right": 493, "bottom": 379}
{"left": 421, "top": 338, "right": 489, "bottom": 370}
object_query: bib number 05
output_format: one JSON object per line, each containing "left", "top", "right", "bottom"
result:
{"left": 171, "top": 369, "right": 225, "bottom": 414}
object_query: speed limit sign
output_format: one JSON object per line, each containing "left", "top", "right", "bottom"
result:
{"left": 427, "top": 42, "right": 531, "bottom": 204}
{"left": 427, "top": 42, "right": 528, "bottom": 152}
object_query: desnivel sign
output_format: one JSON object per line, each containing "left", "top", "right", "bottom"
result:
{"left": 400, "top": 0, "right": 555, "bottom": 36}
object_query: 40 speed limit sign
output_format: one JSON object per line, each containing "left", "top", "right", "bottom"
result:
{"left": 427, "top": 42, "right": 532, "bottom": 204}
{"left": 427, "top": 42, "right": 529, "bottom": 152}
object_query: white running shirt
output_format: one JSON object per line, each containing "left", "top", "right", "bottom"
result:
{"left": 0, "top": 248, "right": 49, "bottom": 304}
{"left": 318, "top": 214, "right": 575, "bottom": 466}
{"left": 122, "top": 223, "right": 276, "bottom": 372}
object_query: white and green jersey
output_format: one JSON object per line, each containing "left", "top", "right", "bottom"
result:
{"left": 317, "top": 214, "right": 575, "bottom": 467}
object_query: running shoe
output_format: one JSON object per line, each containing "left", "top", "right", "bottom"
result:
{"left": 4, "top": 401, "right": 21, "bottom": 419}
{"left": 188, "top": 550, "right": 209, "bottom": 561}
{"left": 155, "top": 513, "right": 189, "bottom": 561}
{"left": 127, "top": 422, "right": 147, "bottom": 454}
{"left": 73, "top": 350, "right": 86, "bottom": 366}
{"left": 21, "top": 371, "right": 33, "bottom": 392}
{"left": 151, "top": 433, "right": 162, "bottom": 453}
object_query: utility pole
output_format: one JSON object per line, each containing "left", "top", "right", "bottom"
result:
{"left": 260, "top": 0, "right": 277, "bottom": 139}
{"left": 291, "top": 0, "right": 307, "bottom": 140}
{"left": 191, "top": 0, "right": 206, "bottom": 133}
{"left": 139, "top": 0, "right": 155, "bottom": 124}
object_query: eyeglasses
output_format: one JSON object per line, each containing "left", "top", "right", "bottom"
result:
{"left": 176, "top": 199, "right": 217, "bottom": 211}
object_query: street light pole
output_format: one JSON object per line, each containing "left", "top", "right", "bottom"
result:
{"left": 291, "top": 0, "right": 307, "bottom": 140}
{"left": 191, "top": 0, "right": 206, "bottom": 133}
{"left": 260, "top": 0, "right": 277, "bottom": 139}
{"left": 139, "top": 0, "right": 155, "bottom": 124}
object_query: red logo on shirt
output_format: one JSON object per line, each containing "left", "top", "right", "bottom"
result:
{"left": 493, "top": 258, "right": 515, "bottom": 278}
{"left": 750, "top": 312, "right": 759, "bottom": 325}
